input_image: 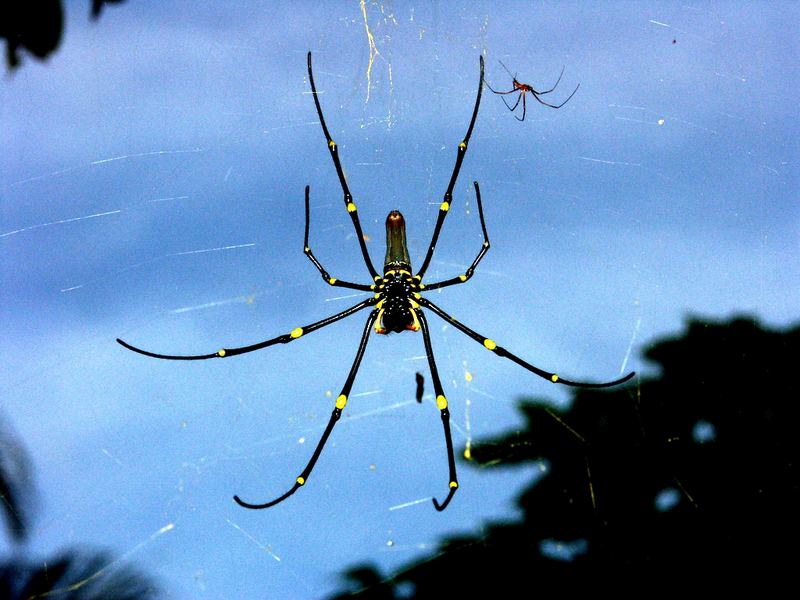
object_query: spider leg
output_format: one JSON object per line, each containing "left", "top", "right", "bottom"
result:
{"left": 307, "top": 52, "right": 380, "bottom": 281}
{"left": 417, "top": 297, "right": 635, "bottom": 388}
{"left": 484, "top": 80, "right": 518, "bottom": 96}
{"left": 422, "top": 182, "right": 490, "bottom": 292}
{"left": 234, "top": 310, "right": 378, "bottom": 509}
{"left": 303, "top": 186, "right": 373, "bottom": 292}
{"left": 535, "top": 65, "right": 565, "bottom": 95}
{"left": 501, "top": 91, "right": 523, "bottom": 115}
{"left": 532, "top": 82, "right": 580, "bottom": 110}
{"left": 416, "top": 55, "right": 484, "bottom": 280}
{"left": 417, "top": 310, "right": 458, "bottom": 511}
{"left": 116, "top": 298, "right": 375, "bottom": 361}
{"left": 516, "top": 92, "right": 526, "bottom": 121}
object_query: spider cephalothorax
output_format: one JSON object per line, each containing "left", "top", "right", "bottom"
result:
{"left": 117, "top": 52, "right": 633, "bottom": 513}
{"left": 375, "top": 211, "right": 422, "bottom": 334}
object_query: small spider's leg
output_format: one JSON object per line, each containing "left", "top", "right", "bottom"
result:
{"left": 418, "top": 310, "right": 458, "bottom": 511}
{"left": 535, "top": 65, "right": 566, "bottom": 95}
{"left": 517, "top": 93, "right": 526, "bottom": 122}
{"left": 497, "top": 60, "right": 518, "bottom": 82}
{"left": 417, "top": 297, "right": 636, "bottom": 388}
{"left": 116, "top": 298, "right": 375, "bottom": 361}
{"left": 532, "top": 82, "right": 580, "bottom": 110}
{"left": 303, "top": 186, "right": 373, "bottom": 292}
{"left": 307, "top": 52, "right": 380, "bottom": 281}
{"left": 484, "top": 80, "right": 518, "bottom": 96}
{"left": 234, "top": 310, "right": 378, "bottom": 509}
{"left": 421, "top": 182, "right": 490, "bottom": 292}
{"left": 504, "top": 91, "right": 523, "bottom": 116}
{"left": 416, "top": 55, "right": 484, "bottom": 280}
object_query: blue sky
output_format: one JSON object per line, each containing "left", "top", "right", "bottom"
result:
{"left": 2, "top": 1, "right": 797, "bottom": 598}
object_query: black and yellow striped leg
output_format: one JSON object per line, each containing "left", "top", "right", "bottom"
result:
{"left": 418, "top": 297, "right": 636, "bottom": 388}
{"left": 234, "top": 310, "right": 379, "bottom": 509}
{"left": 416, "top": 55, "right": 484, "bottom": 280}
{"left": 303, "top": 186, "right": 373, "bottom": 292}
{"left": 420, "top": 181, "right": 490, "bottom": 292}
{"left": 417, "top": 310, "right": 459, "bottom": 511}
{"left": 307, "top": 52, "right": 380, "bottom": 281}
{"left": 116, "top": 298, "right": 375, "bottom": 361}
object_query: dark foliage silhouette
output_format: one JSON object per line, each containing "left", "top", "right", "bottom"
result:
{"left": 1, "top": 0, "right": 124, "bottom": 70}
{"left": 328, "top": 316, "right": 799, "bottom": 596}
{"left": 1, "top": 417, "right": 160, "bottom": 597}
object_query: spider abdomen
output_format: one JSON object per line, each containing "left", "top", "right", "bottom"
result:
{"left": 374, "top": 272, "right": 421, "bottom": 334}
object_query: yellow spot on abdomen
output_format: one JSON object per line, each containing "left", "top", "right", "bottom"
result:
{"left": 336, "top": 394, "right": 347, "bottom": 409}
{"left": 347, "top": 202, "right": 357, "bottom": 213}
{"left": 483, "top": 339, "right": 497, "bottom": 350}
{"left": 290, "top": 327, "right": 304, "bottom": 339}
{"left": 436, "top": 395, "right": 448, "bottom": 410}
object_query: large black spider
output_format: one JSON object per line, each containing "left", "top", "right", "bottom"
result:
{"left": 117, "top": 52, "right": 634, "bottom": 512}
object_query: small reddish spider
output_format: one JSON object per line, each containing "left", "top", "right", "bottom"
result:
{"left": 486, "top": 60, "right": 580, "bottom": 121}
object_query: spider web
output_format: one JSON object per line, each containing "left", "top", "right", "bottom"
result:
{"left": 1, "top": 2, "right": 797, "bottom": 598}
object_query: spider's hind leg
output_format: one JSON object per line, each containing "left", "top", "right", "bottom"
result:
{"left": 418, "top": 310, "right": 459, "bottom": 511}
{"left": 233, "top": 310, "right": 378, "bottom": 509}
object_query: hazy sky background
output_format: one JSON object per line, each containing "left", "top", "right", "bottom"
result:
{"left": 2, "top": 1, "right": 797, "bottom": 598}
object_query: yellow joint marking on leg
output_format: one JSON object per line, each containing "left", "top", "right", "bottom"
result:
{"left": 440, "top": 201, "right": 450, "bottom": 212}
{"left": 296, "top": 476, "right": 306, "bottom": 485}
{"left": 374, "top": 309, "right": 386, "bottom": 333}
{"left": 436, "top": 395, "right": 448, "bottom": 410}
{"left": 418, "top": 283, "right": 426, "bottom": 290}
{"left": 304, "top": 246, "right": 310, "bottom": 253}
{"left": 290, "top": 327, "right": 304, "bottom": 339}
{"left": 374, "top": 292, "right": 381, "bottom": 299}
{"left": 374, "top": 275, "right": 382, "bottom": 282}
{"left": 449, "top": 481, "right": 459, "bottom": 489}
{"left": 408, "top": 308, "right": 421, "bottom": 331}
{"left": 347, "top": 202, "right": 357, "bottom": 213}
{"left": 459, "top": 141, "right": 467, "bottom": 150}
{"left": 551, "top": 374, "right": 560, "bottom": 383}
{"left": 483, "top": 339, "right": 497, "bottom": 350}
{"left": 458, "top": 274, "right": 467, "bottom": 282}
{"left": 328, "top": 140, "right": 336, "bottom": 149}
{"left": 328, "top": 277, "right": 337, "bottom": 285}
{"left": 370, "top": 284, "right": 377, "bottom": 290}
{"left": 335, "top": 394, "right": 347, "bottom": 409}
{"left": 413, "top": 292, "right": 421, "bottom": 300}
{"left": 217, "top": 349, "right": 226, "bottom": 357}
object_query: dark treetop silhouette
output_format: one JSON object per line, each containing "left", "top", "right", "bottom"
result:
{"left": 327, "top": 316, "right": 799, "bottom": 597}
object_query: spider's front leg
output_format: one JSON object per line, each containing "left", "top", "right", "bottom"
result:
{"left": 302, "top": 186, "right": 375, "bottom": 292}
{"left": 233, "top": 309, "right": 379, "bottom": 509}
{"left": 419, "top": 181, "right": 490, "bottom": 292}
{"left": 417, "top": 310, "right": 459, "bottom": 511}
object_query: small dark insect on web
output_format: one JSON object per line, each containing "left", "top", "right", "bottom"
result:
{"left": 486, "top": 60, "right": 580, "bottom": 121}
